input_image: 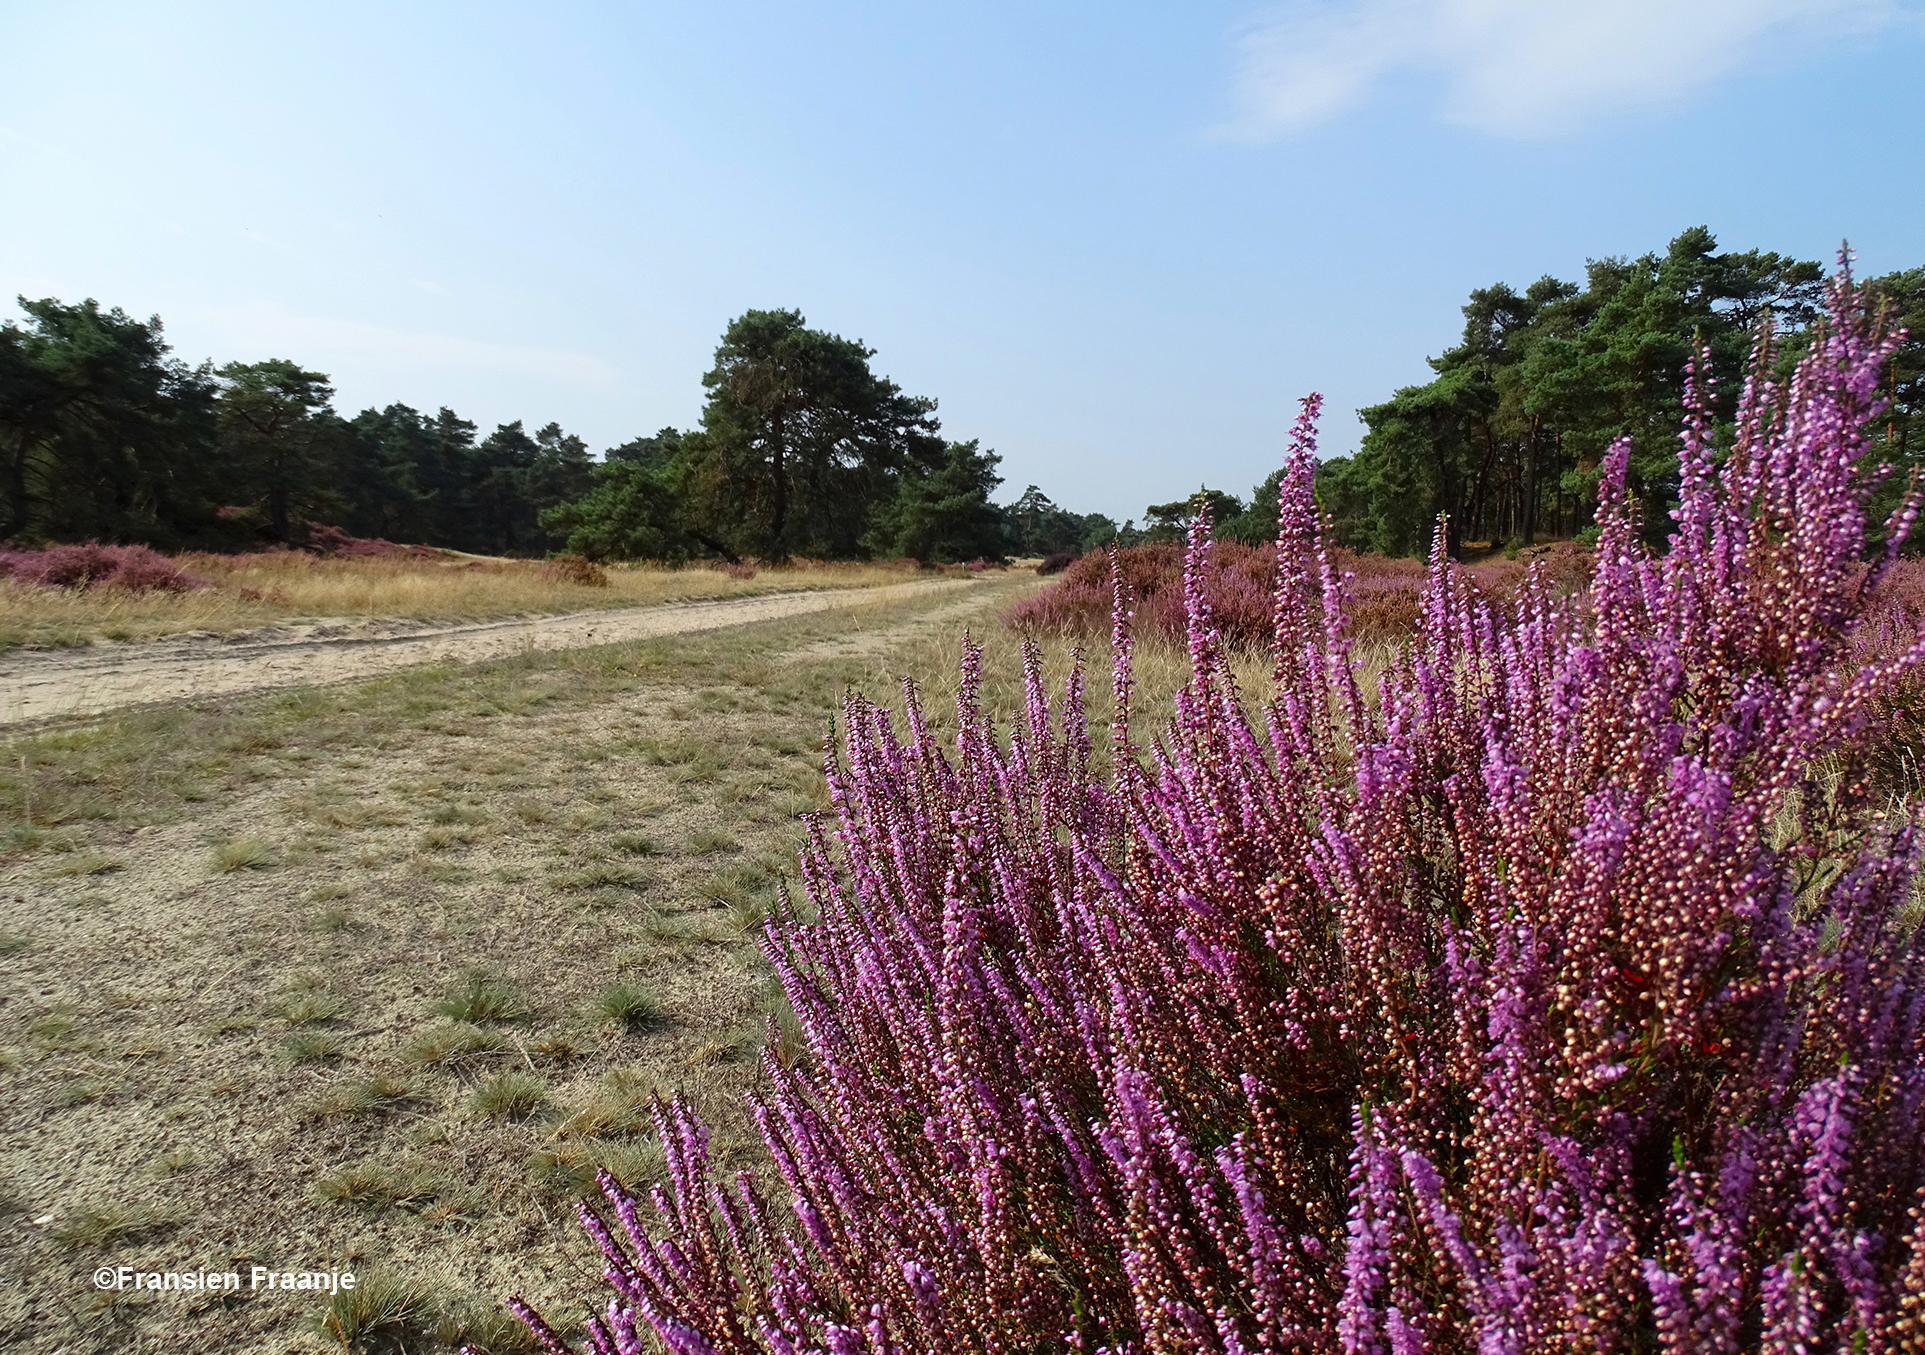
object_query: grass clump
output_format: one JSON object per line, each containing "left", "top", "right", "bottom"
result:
{"left": 208, "top": 837, "right": 274, "bottom": 873}
{"left": 310, "top": 906, "right": 357, "bottom": 933}
{"left": 315, "top": 1267, "right": 438, "bottom": 1349}
{"left": 433, "top": 1300, "right": 542, "bottom": 1354}
{"left": 531, "top": 1031, "right": 586, "bottom": 1064}
{"left": 549, "top": 860, "right": 648, "bottom": 892}
{"left": 555, "top": 1067, "right": 656, "bottom": 1138}
{"left": 313, "top": 1162, "right": 457, "bottom": 1212}
{"left": 142, "top": 1148, "right": 196, "bottom": 1179}
{"left": 311, "top": 1074, "right": 416, "bottom": 1120}
{"left": 270, "top": 990, "right": 347, "bottom": 1025}
{"left": 51, "top": 1201, "right": 182, "bottom": 1250}
{"left": 317, "top": 1273, "right": 540, "bottom": 1354}
{"left": 594, "top": 982, "right": 662, "bottom": 1033}
{"left": 45, "top": 850, "right": 125, "bottom": 878}
{"left": 526, "top": 1137, "right": 667, "bottom": 1199}
{"left": 276, "top": 1030, "right": 347, "bottom": 1065}
{"left": 469, "top": 1070, "right": 548, "bottom": 1120}
{"left": 686, "top": 827, "right": 739, "bottom": 855}
{"left": 434, "top": 970, "right": 531, "bottom": 1024}
{"left": 400, "top": 1021, "right": 508, "bottom": 1068}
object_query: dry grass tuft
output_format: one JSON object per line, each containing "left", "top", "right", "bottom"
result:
{"left": 51, "top": 1201, "right": 182, "bottom": 1250}
{"left": 555, "top": 1067, "right": 657, "bottom": 1139}
{"left": 435, "top": 971, "right": 531, "bottom": 1024}
{"left": 311, "top": 1074, "right": 416, "bottom": 1120}
{"left": 526, "top": 1137, "right": 667, "bottom": 1199}
{"left": 209, "top": 838, "right": 275, "bottom": 873}
{"left": 315, "top": 1268, "right": 434, "bottom": 1348}
{"left": 400, "top": 1021, "right": 509, "bottom": 1068}
{"left": 270, "top": 991, "right": 347, "bottom": 1025}
{"left": 276, "top": 1030, "right": 348, "bottom": 1065}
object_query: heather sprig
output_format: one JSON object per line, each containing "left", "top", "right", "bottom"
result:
{"left": 523, "top": 257, "right": 1925, "bottom": 1353}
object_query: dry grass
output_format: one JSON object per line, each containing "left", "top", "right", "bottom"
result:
{"left": 0, "top": 574, "right": 1042, "bottom": 1352}
{"left": 0, "top": 554, "right": 930, "bottom": 651}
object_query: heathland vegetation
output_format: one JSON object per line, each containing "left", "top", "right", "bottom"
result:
{"left": 1, "top": 241, "right": 1921, "bottom": 1353}
{"left": 531, "top": 262, "right": 1925, "bottom": 1354}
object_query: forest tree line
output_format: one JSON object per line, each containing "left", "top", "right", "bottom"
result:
{"left": 1163, "top": 229, "right": 1923, "bottom": 558}
{"left": 0, "top": 301, "right": 1116, "bottom": 564}
{"left": 1330, "top": 228, "right": 1925, "bottom": 557}
{"left": 6, "top": 227, "right": 1918, "bottom": 567}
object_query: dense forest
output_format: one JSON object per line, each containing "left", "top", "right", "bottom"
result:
{"left": 4, "top": 227, "right": 1918, "bottom": 566}
{"left": 1317, "top": 229, "right": 1921, "bottom": 557}
{"left": 0, "top": 302, "right": 1116, "bottom": 564}
{"left": 1141, "top": 231, "right": 1923, "bottom": 558}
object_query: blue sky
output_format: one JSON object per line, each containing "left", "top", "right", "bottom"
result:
{"left": 3, "top": 1, "right": 1922, "bottom": 524}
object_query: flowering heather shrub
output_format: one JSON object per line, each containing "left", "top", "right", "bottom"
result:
{"left": 298, "top": 521, "right": 440, "bottom": 560}
{"left": 521, "top": 266, "right": 1925, "bottom": 1353}
{"left": 0, "top": 541, "right": 207, "bottom": 593}
{"left": 1010, "top": 541, "right": 1591, "bottom": 651}
{"left": 1009, "top": 540, "right": 1284, "bottom": 648}
{"left": 1861, "top": 558, "right": 1925, "bottom": 800}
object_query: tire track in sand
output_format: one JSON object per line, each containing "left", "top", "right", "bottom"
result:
{"left": 0, "top": 579, "right": 975, "bottom": 729}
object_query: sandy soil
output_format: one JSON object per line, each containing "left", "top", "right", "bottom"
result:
{"left": 0, "top": 579, "right": 972, "bottom": 729}
{"left": 0, "top": 576, "right": 1034, "bottom": 1353}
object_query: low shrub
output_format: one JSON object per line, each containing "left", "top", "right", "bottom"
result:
{"left": 296, "top": 521, "right": 438, "bottom": 559}
{"left": 0, "top": 541, "right": 207, "bottom": 593}
{"left": 1008, "top": 538, "right": 1592, "bottom": 649}
{"left": 521, "top": 263, "right": 1925, "bottom": 1354}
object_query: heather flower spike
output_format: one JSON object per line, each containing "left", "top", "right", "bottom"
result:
{"left": 527, "top": 255, "right": 1925, "bottom": 1353}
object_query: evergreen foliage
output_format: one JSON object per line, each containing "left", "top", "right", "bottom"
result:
{"left": 1317, "top": 227, "right": 1922, "bottom": 558}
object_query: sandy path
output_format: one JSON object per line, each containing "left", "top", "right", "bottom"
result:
{"left": 0, "top": 578, "right": 973, "bottom": 728}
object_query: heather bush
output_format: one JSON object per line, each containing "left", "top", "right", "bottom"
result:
{"left": 1010, "top": 541, "right": 1591, "bottom": 651}
{"left": 298, "top": 521, "right": 439, "bottom": 559}
{"left": 522, "top": 264, "right": 1925, "bottom": 1353}
{"left": 0, "top": 541, "right": 207, "bottom": 593}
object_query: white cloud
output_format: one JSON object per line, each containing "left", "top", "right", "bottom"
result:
{"left": 1220, "top": 0, "right": 1920, "bottom": 139}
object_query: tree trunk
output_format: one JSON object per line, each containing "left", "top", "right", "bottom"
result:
{"left": 1521, "top": 417, "right": 1540, "bottom": 545}
{"left": 1, "top": 432, "right": 29, "bottom": 541}
{"left": 767, "top": 412, "right": 789, "bottom": 566}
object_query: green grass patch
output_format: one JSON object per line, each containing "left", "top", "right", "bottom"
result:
{"left": 594, "top": 983, "right": 662, "bottom": 1033}
{"left": 400, "top": 1022, "right": 509, "bottom": 1068}
{"left": 51, "top": 1201, "right": 182, "bottom": 1250}
{"left": 469, "top": 1071, "right": 547, "bottom": 1120}
{"left": 435, "top": 970, "right": 531, "bottom": 1024}
{"left": 208, "top": 837, "right": 275, "bottom": 873}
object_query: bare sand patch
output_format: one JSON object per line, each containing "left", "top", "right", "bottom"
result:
{"left": 1, "top": 579, "right": 971, "bottom": 729}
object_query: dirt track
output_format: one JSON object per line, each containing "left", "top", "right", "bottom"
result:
{"left": 0, "top": 579, "right": 973, "bottom": 728}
